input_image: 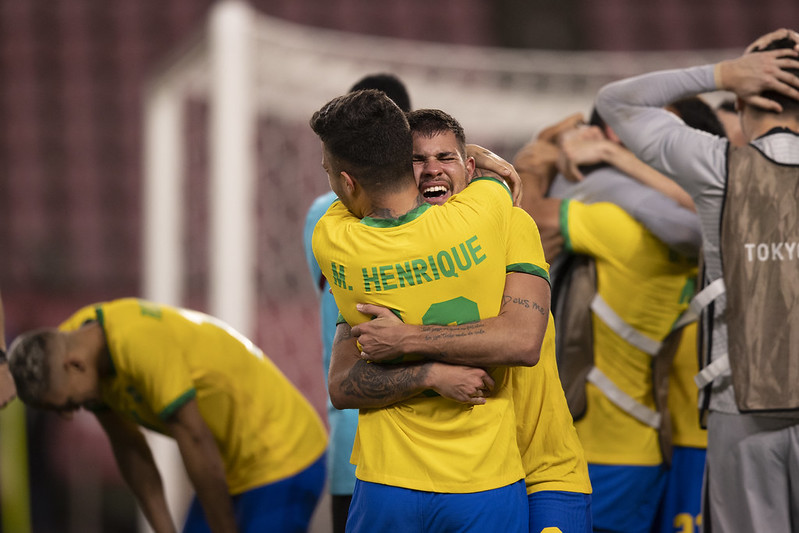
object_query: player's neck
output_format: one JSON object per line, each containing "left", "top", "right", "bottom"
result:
{"left": 365, "top": 186, "right": 426, "bottom": 220}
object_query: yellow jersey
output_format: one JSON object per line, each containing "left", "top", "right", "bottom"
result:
{"left": 313, "top": 178, "right": 526, "bottom": 493}
{"left": 59, "top": 298, "right": 327, "bottom": 495}
{"left": 562, "top": 200, "right": 696, "bottom": 465}
{"left": 507, "top": 208, "right": 592, "bottom": 495}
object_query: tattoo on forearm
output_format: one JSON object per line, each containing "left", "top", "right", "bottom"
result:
{"left": 420, "top": 322, "right": 486, "bottom": 342}
{"left": 503, "top": 295, "right": 547, "bottom": 316}
{"left": 342, "top": 360, "right": 428, "bottom": 402}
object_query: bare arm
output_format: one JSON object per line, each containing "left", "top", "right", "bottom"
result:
{"left": 166, "top": 398, "right": 238, "bottom": 533}
{"left": 512, "top": 139, "right": 565, "bottom": 261}
{"left": 95, "top": 410, "right": 177, "bottom": 533}
{"left": 353, "top": 272, "right": 548, "bottom": 367}
{"left": 558, "top": 126, "right": 696, "bottom": 211}
{"left": 0, "top": 291, "right": 15, "bottom": 408}
{"left": 328, "top": 322, "right": 494, "bottom": 410}
{"left": 466, "top": 144, "right": 523, "bottom": 207}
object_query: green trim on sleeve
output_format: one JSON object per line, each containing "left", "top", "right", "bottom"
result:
{"left": 336, "top": 312, "right": 347, "bottom": 325}
{"left": 559, "top": 199, "right": 573, "bottom": 252}
{"left": 470, "top": 176, "right": 513, "bottom": 202}
{"left": 158, "top": 388, "right": 197, "bottom": 421}
{"left": 507, "top": 263, "right": 551, "bottom": 287}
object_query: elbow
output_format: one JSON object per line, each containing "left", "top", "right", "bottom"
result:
{"left": 327, "top": 381, "right": 355, "bottom": 411}
{"left": 515, "top": 345, "right": 541, "bottom": 367}
{"left": 509, "top": 333, "right": 542, "bottom": 367}
{"left": 329, "top": 394, "right": 352, "bottom": 411}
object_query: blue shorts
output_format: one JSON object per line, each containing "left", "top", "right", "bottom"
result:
{"left": 182, "top": 454, "right": 326, "bottom": 533}
{"left": 654, "top": 446, "right": 706, "bottom": 533}
{"left": 587, "top": 462, "right": 667, "bottom": 533}
{"left": 346, "top": 478, "right": 528, "bottom": 533}
{"left": 528, "top": 491, "right": 592, "bottom": 533}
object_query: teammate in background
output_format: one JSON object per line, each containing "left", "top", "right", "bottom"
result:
{"left": 311, "top": 90, "right": 546, "bottom": 532}
{"left": 0, "top": 290, "right": 15, "bottom": 407}
{"left": 514, "top": 109, "right": 700, "bottom": 532}
{"left": 8, "top": 298, "right": 327, "bottom": 533}
{"left": 349, "top": 108, "right": 592, "bottom": 533}
{"left": 596, "top": 29, "right": 799, "bottom": 533}
{"left": 301, "top": 72, "right": 412, "bottom": 533}
{"left": 519, "top": 98, "right": 724, "bottom": 532}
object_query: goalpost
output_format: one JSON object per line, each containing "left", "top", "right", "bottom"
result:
{"left": 141, "top": 1, "right": 733, "bottom": 529}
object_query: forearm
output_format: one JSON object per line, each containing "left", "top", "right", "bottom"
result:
{"left": 596, "top": 65, "right": 726, "bottom": 196}
{"left": 514, "top": 140, "right": 559, "bottom": 207}
{"left": 178, "top": 444, "right": 237, "bottom": 532}
{"left": 401, "top": 285, "right": 546, "bottom": 367}
{"left": 332, "top": 357, "right": 436, "bottom": 410}
{"left": 99, "top": 416, "right": 176, "bottom": 533}
{"left": 354, "top": 273, "right": 548, "bottom": 367}
{"left": 329, "top": 323, "right": 433, "bottom": 409}
{"left": 604, "top": 144, "right": 695, "bottom": 210}
{"left": 170, "top": 401, "right": 238, "bottom": 533}
{"left": 395, "top": 317, "right": 539, "bottom": 367}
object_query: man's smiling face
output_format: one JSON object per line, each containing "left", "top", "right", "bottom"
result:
{"left": 412, "top": 131, "right": 475, "bottom": 205}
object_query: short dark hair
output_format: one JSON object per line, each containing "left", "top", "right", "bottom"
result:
{"left": 7, "top": 330, "right": 56, "bottom": 408}
{"left": 406, "top": 109, "right": 468, "bottom": 158}
{"left": 349, "top": 73, "right": 412, "bottom": 113}
{"left": 310, "top": 89, "right": 414, "bottom": 193}
{"left": 750, "top": 37, "right": 799, "bottom": 114}
{"left": 668, "top": 97, "right": 726, "bottom": 137}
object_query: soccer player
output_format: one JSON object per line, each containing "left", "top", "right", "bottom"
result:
{"left": 8, "top": 298, "right": 327, "bottom": 533}
{"left": 348, "top": 108, "right": 593, "bottom": 533}
{"left": 302, "top": 72, "right": 412, "bottom": 533}
{"left": 311, "top": 89, "right": 544, "bottom": 532}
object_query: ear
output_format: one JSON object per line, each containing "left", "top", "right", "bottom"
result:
{"left": 464, "top": 156, "right": 476, "bottom": 180}
{"left": 340, "top": 171, "right": 358, "bottom": 195}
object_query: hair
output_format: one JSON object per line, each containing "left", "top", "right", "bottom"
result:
{"left": 668, "top": 97, "right": 727, "bottom": 137}
{"left": 750, "top": 36, "right": 799, "bottom": 114}
{"left": 717, "top": 98, "right": 737, "bottom": 114}
{"left": 310, "top": 89, "right": 413, "bottom": 193}
{"left": 349, "top": 73, "right": 412, "bottom": 113}
{"left": 7, "top": 329, "right": 57, "bottom": 407}
{"left": 588, "top": 107, "right": 607, "bottom": 131}
{"left": 406, "top": 109, "right": 468, "bottom": 158}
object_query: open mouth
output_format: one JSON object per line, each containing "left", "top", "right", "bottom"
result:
{"left": 422, "top": 185, "right": 450, "bottom": 203}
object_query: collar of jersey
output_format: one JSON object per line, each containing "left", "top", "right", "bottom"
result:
{"left": 93, "top": 306, "right": 118, "bottom": 377}
{"left": 360, "top": 202, "right": 432, "bottom": 227}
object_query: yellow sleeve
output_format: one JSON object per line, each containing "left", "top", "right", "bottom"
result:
{"left": 507, "top": 207, "right": 550, "bottom": 284}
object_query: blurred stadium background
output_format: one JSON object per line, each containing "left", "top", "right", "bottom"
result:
{"left": 0, "top": 0, "right": 796, "bottom": 532}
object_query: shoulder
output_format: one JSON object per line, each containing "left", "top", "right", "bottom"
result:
{"left": 305, "top": 191, "right": 338, "bottom": 227}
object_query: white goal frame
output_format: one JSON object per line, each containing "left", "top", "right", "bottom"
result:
{"left": 141, "top": 1, "right": 734, "bottom": 529}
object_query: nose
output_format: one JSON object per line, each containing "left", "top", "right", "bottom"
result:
{"left": 421, "top": 158, "right": 443, "bottom": 177}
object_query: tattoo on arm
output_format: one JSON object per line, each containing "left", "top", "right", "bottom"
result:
{"left": 341, "top": 360, "right": 429, "bottom": 403}
{"left": 420, "top": 322, "right": 487, "bottom": 342}
{"left": 502, "top": 294, "right": 547, "bottom": 316}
